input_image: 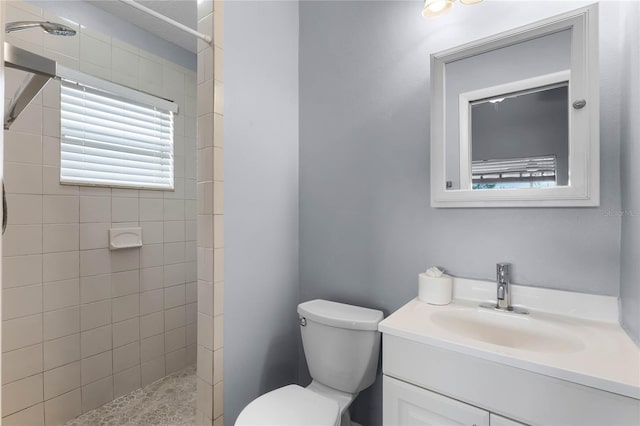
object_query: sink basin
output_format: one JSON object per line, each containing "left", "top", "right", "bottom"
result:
{"left": 431, "top": 308, "right": 585, "bottom": 354}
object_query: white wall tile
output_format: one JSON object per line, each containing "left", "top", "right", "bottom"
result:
{"left": 2, "top": 402, "right": 44, "bottom": 426}
{"left": 214, "top": 282, "right": 224, "bottom": 317}
{"left": 2, "top": 374, "right": 43, "bottom": 416}
{"left": 3, "top": 313, "right": 43, "bottom": 352}
{"left": 165, "top": 347, "right": 187, "bottom": 374}
{"left": 43, "top": 279, "right": 79, "bottom": 312}
{"left": 5, "top": 162, "right": 42, "bottom": 194}
{"left": 80, "top": 300, "right": 111, "bottom": 331}
{"left": 43, "top": 307, "right": 80, "bottom": 341}
{"left": 110, "top": 249, "right": 140, "bottom": 273}
{"left": 2, "top": 283, "right": 42, "bottom": 320}
{"left": 112, "top": 197, "right": 139, "bottom": 223}
{"left": 112, "top": 294, "right": 139, "bottom": 323}
{"left": 79, "top": 249, "right": 110, "bottom": 277}
{"left": 164, "top": 306, "right": 186, "bottom": 332}
{"left": 42, "top": 106, "right": 60, "bottom": 139}
{"left": 6, "top": 194, "right": 42, "bottom": 225}
{"left": 42, "top": 136, "right": 60, "bottom": 167}
{"left": 79, "top": 223, "right": 110, "bottom": 250}
{"left": 213, "top": 316, "right": 223, "bottom": 351}
{"left": 4, "top": 130, "right": 42, "bottom": 164}
{"left": 113, "top": 365, "right": 141, "bottom": 399}
{"left": 164, "top": 242, "right": 185, "bottom": 265}
{"left": 80, "top": 350, "right": 112, "bottom": 386}
{"left": 140, "top": 311, "right": 164, "bottom": 339}
{"left": 197, "top": 345, "right": 213, "bottom": 385}
{"left": 80, "top": 325, "right": 112, "bottom": 358}
{"left": 186, "top": 282, "right": 197, "bottom": 304}
{"left": 3, "top": 224, "right": 42, "bottom": 256}
{"left": 186, "top": 304, "right": 197, "bottom": 327}
{"left": 141, "top": 221, "right": 163, "bottom": 244}
{"left": 80, "top": 33, "right": 111, "bottom": 68}
{"left": 80, "top": 274, "right": 111, "bottom": 304}
{"left": 43, "top": 166, "right": 77, "bottom": 196}
{"left": 112, "top": 317, "right": 139, "bottom": 349}
{"left": 3, "top": 254, "right": 42, "bottom": 289}
{"left": 80, "top": 197, "right": 111, "bottom": 223}
{"left": 213, "top": 349, "right": 223, "bottom": 385}
{"left": 81, "top": 376, "right": 113, "bottom": 413}
{"left": 197, "top": 314, "right": 213, "bottom": 351}
{"left": 111, "top": 270, "right": 139, "bottom": 298}
{"left": 164, "top": 199, "right": 185, "bottom": 221}
{"left": 163, "top": 221, "right": 185, "bottom": 243}
{"left": 214, "top": 215, "right": 224, "bottom": 248}
{"left": 141, "top": 356, "right": 165, "bottom": 387}
{"left": 197, "top": 281, "right": 213, "bottom": 316}
{"left": 43, "top": 196, "right": 79, "bottom": 224}
{"left": 139, "top": 198, "right": 164, "bottom": 222}
{"left": 140, "top": 289, "right": 164, "bottom": 316}
{"left": 43, "top": 224, "right": 79, "bottom": 253}
{"left": 196, "top": 377, "right": 212, "bottom": 419}
{"left": 140, "top": 266, "right": 163, "bottom": 292}
{"left": 140, "top": 334, "right": 164, "bottom": 363}
{"left": 164, "top": 263, "right": 185, "bottom": 287}
{"left": 43, "top": 251, "right": 79, "bottom": 282}
{"left": 44, "top": 334, "right": 80, "bottom": 370}
{"left": 164, "top": 284, "right": 186, "bottom": 309}
{"left": 186, "top": 322, "right": 197, "bottom": 346}
{"left": 140, "top": 244, "right": 163, "bottom": 268}
{"left": 2, "top": 344, "right": 43, "bottom": 385}
{"left": 43, "top": 362, "right": 80, "bottom": 400}
{"left": 44, "top": 388, "right": 81, "bottom": 426}
{"left": 113, "top": 341, "right": 140, "bottom": 374}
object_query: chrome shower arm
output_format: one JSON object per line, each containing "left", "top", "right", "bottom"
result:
{"left": 5, "top": 21, "right": 44, "bottom": 33}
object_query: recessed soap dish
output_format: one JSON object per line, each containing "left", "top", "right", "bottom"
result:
{"left": 109, "top": 227, "right": 142, "bottom": 250}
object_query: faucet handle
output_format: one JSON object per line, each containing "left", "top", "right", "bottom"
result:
{"left": 496, "top": 263, "right": 510, "bottom": 282}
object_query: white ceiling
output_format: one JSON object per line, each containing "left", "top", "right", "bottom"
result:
{"left": 90, "top": 0, "right": 197, "bottom": 53}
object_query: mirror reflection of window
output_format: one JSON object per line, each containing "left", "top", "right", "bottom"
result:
{"left": 470, "top": 84, "right": 569, "bottom": 190}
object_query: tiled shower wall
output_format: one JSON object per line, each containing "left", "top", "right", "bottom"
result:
{"left": 195, "top": 0, "right": 224, "bottom": 425}
{"left": 1, "top": 1, "right": 197, "bottom": 424}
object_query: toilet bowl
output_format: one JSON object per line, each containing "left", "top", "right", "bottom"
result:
{"left": 235, "top": 299, "right": 384, "bottom": 426}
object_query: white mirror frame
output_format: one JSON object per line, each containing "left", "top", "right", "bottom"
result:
{"left": 430, "top": 4, "right": 599, "bottom": 208}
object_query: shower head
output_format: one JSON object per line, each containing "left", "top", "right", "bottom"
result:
{"left": 5, "top": 21, "right": 77, "bottom": 36}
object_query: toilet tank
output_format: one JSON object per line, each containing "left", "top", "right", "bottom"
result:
{"left": 297, "top": 300, "right": 383, "bottom": 394}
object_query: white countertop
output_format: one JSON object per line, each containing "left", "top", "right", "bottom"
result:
{"left": 378, "top": 280, "right": 640, "bottom": 400}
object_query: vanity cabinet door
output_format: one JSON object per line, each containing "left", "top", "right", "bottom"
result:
{"left": 490, "top": 414, "right": 528, "bottom": 426}
{"left": 383, "top": 375, "right": 490, "bottom": 426}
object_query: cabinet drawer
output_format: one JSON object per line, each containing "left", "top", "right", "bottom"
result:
{"left": 383, "top": 375, "right": 490, "bottom": 426}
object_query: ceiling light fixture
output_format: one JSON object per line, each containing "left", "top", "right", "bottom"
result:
{"left": 422, "top": 0, "right": 482, "bottom": 18}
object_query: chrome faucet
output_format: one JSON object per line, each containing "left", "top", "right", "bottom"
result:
{"left": 496, "top": 263, "right": 511, "bottom": 310}
{"left": 479, "top": 262, "right": 528, "bottom": 314}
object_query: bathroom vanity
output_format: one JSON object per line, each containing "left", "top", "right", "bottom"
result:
{"left": 378, "top": 279, "right": 640, "bottom": 426}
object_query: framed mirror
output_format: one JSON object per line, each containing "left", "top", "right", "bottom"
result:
{"left": 430, "top": 5, "right": 599, "bottom": 207}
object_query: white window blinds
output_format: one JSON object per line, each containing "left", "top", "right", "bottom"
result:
{"left": 60, "top": 79, "right": 175, "bottom": 190}
{"left": 472, "top": 155, "right": 557, "bottom": 184}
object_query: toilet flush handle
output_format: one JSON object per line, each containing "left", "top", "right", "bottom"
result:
{"left": 299, "top": 316, "right": 307, "bottom": 327}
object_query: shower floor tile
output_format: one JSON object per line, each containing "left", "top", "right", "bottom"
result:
{"left": 64, "top": 365, "right": 196, "bottom": 426}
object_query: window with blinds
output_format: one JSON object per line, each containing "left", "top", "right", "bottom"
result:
{"left": 60, "top": 79, "right": 175, "bottom": 190}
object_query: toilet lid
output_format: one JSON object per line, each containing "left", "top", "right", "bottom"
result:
{"left": 235, "top": 385, "right": 340, "bottom": 426}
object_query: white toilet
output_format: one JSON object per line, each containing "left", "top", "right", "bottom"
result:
{"left": 235, "top": 299, "right": 384, "bottom": 426}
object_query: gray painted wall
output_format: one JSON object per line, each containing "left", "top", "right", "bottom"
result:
{"left": 619, "top": 1, "right": 640, "bottom": 346}
{"left": 224, "top": 0, "right": 300, "bottom": 423}
{"left": 25, "top": 0, "right": 196, "bottom": 69}
{"left": 299, "top": 2, "right": 625, "bottom": 424}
